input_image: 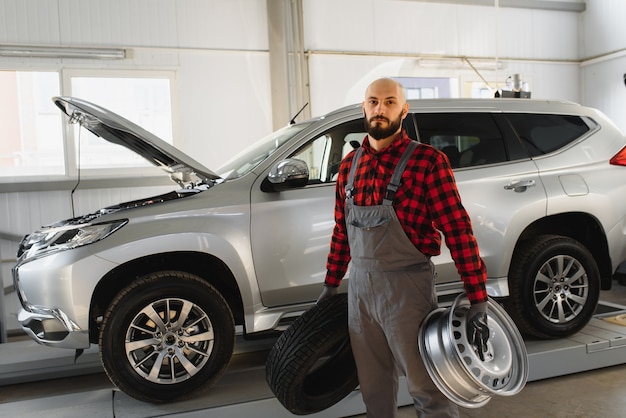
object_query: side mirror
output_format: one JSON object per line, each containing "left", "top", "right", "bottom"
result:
{"left": 265, "top": 158, "right": 309, "bottom": 191}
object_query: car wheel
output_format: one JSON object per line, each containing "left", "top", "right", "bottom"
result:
{"left": 265, "top": 293, "right": 358, "bottom": 415}
{"left": 506, "top": 235, "right": 600, "bottom": 339}
{"left": 99, "top": 271, "right": 235, "bottom": 403}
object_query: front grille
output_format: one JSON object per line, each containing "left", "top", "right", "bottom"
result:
{"left": 16, "top": 237, "right": 27, "bottom": 258}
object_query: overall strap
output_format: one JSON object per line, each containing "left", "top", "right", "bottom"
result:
{"left": 383, "top": 140, "right": 419, "bottom": 205}
{"left": 345, "top": 146, "right": 363, "bottom": 200}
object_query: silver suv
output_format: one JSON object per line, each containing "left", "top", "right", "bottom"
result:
{"left": 13, "top": 96, "right": 626, "bottom": 402}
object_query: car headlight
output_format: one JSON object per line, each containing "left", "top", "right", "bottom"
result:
{"left": 18, "top": 219, "right": 128, "bottom": 262}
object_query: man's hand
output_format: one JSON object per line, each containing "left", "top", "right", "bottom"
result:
{"left": 316, "top": 284, "right": 339, "bottom": 304}
{"left": 467, "top": 302, "right": 489, "bottom": 361}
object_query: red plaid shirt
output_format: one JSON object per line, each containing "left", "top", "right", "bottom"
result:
{"left": 325, "top": 131, "right": 488, "bottom": 304}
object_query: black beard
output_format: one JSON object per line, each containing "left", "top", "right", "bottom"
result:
{"left": 364, "top": 114, "right": 403, "bottom": 140}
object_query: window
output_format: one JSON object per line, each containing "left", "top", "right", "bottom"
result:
{"left": 414, "top": 113, "right": 507, "bottom": 168}
{"left": 0, "top": 71, "right": 64, "bottom": 176}
{"left": 395, "top": 77, "right": 453, "bottom": 98}
{"left": 464, "top": 81, "right": 497, "bottom": 98}
{"left": 68, "top": 74, "right": 173, "bottom": 171}
{"left": 406, "top": 86, "right": 438, "bottom": 99}
{"left": 505, "top": 114, "right": 593, "bottom": 157}
{"left": 0, "top": 70, "right": 175, "bottom": 179}
{"left": 291, "top": 120, "right": 365, "bottom": 184}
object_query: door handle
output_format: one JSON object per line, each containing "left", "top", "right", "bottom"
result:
{"left": 504, "top": 179, "right": 536, "bottom": 192}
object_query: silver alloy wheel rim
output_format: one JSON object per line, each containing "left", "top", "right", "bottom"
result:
{"left": 125, "top": 297, "right": 214, "bottom": 384}
{"left": 418, "top": 294, "right": 528, "bottom": 408}
{"left": 533, "top": 254, "right": 588, "bottom": 324}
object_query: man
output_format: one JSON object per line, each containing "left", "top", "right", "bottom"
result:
{"left": 318, "top": 78, "right": 489, "bottom": 417}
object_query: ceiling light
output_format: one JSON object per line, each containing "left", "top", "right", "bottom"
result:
{"left": 0, "top": 45, "right": 126, "bottom": 59}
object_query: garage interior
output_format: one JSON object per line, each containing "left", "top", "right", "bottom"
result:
{"left": 2, "top": 0, "right": 626, "bottom": 417}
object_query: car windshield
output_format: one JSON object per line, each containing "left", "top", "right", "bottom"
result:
{"left": 216, "top": 122, "right": 311, "bottom": 179}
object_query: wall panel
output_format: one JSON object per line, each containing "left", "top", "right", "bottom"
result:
{"left": 0, "top": 0, "right": 61, "bottom": 45}
{"left": 57, "top": 0, "right": 186, "bottom": 48}
{"left": 581, "top": 0, "right": 626, "bottom": 59}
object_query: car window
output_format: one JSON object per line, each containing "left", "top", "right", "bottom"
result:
{"left": 217, "top": 123, "right": 311, "bottom": 179}
{"left": 413, "top": 113, "right": 508, "bottom": 168}
{"left": 291, "top": 120, "right": 365, "bottom": 184}
{"left": 504, "top": 114, "right": 591, "bottom": 157}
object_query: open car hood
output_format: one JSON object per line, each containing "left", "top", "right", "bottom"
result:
{"left": 53, "top": 96, "right": 221, "bottom": 186}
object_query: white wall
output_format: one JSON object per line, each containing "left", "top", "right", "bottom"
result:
{"left": 580, "top": 0, "right": 626, "bottom": 133}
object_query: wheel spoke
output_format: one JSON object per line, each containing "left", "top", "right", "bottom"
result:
{"left": 129, "top": 323, "right": 156, "bottom": 335}
{"left": 566, "top": 293, "right": 587, "bottom": 306}
{"left": 545, "top": 259, "right": 558, "bottom": 278}
{"left": 555, "top": 256, "right": 565, "bottom": 277}
{"left": 185, "top": 313, "right": 209, "bottom": 329}
{"left": 134, "top": 351, "right": 158, "bottom": 369}
{"left": 186, "top": 344, "right": 211, "bottom": 357}
{"left": 126, "top": 337, "right": 160, "bottom": 352}
{"left": 164, "top": 299, "right": 172, "bottom": 324}
{"left": 564, "top": 268, "right": 585, "bottom": 285}
{"left": 148, "top": 350, "right": 168, "bottom": 380}
{"left": 534, "top": 290, "right": 552, "bottom": 311}
{"left": 175, "top": 350, "right": 200, "bottom": 376}
{"left": 535, "top": 271, "right": 553, "bottom": 285}
{"left": 174, "top": 300, "right": 194, "bottom": 329}
{"left": 142, "top": 304, "right": 167, "bottom": 332}
{"left": 554, "top": 300, "right": 566, "bottom": 322}
{"left": 181, "top": 329, "right": 214, "bottom": 344}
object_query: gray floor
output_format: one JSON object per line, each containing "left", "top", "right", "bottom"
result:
{"left": 1, "top": 286, "right": 625, "bottom": 417}
{"left": 354, "top": 285, "right": 626, "bottom": 418}
{"left": 379, "top": 363, "right": 626, "bottom": 418}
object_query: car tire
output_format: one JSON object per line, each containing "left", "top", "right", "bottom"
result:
{"left": 506, "top": 235, "right": 600, "bottom": 339}
{"left": 99, "top": 271, "right": 235, "bottom": 403}
{"left": 265, "top": 293, "right": 358, "bottom": 415}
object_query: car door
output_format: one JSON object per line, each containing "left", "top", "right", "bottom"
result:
{"left": 412, "top": 112, "right": 547, "bottom": 298}
{"left": 250, "top": 118, "right": 366, "bottom": 307}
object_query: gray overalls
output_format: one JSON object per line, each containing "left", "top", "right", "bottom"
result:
{"left": 345, "top": 141, "right": 459, "bottom": 418}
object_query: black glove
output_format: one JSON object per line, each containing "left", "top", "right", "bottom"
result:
{"left": 316, "top": 284, "right": 339, "bottom": 304}
{"left": 467, "top": 302, "right": 489, "bottom": 361}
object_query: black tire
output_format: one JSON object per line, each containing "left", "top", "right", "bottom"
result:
{"left": 505, "top": 235, "right": 600, "bottom": 339}
{"left": 99, "top": 271, "right": 235, "bottom": 403}
{"left": 265, "top": 293, "right": 358, "bottom": 415}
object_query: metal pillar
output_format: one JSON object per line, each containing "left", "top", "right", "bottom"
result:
{"left": 267, "top": 0, "right": 310, "bottom": 129}
{"left": 0, "top": 230, "right": 22, "bottom": 344}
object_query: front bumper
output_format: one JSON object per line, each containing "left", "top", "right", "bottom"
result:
{"left": 12, "top": 247, "right": 118, "bottom": 349}
{"left": 17, "top": 307, "right": 89, "bottom": 348}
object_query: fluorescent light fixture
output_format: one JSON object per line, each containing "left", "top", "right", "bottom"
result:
{"left": 398, "top": 0, "right": 585, "bottom": 13}
{"left": 0, "top": 45, "right": 126, "bottom": 59}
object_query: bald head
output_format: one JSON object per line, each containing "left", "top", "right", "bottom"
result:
{"left": 364, "top": 78, "right": 407, "bottom": 104}
{"left": 362, "top": 78, "right": 409, "bottom": 151}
